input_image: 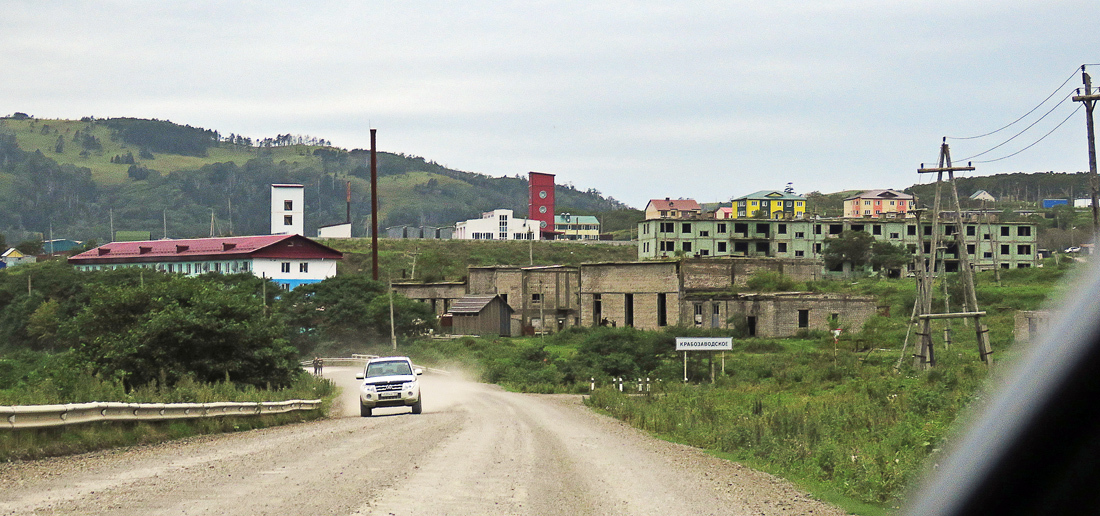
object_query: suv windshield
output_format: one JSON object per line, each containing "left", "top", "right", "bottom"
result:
{"left": 365, "top": 361, "right": 412, "bottom": 378}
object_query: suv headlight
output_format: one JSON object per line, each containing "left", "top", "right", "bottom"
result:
{"left": 362, "top": 384, "right": 377, "bottom": 392}
{"left": 402, "top": 382, "right": 416, "bottom": 390}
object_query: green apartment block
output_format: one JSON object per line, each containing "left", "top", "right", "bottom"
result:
{"left": 637, "top": 217, "right": 1039, "bottom": 271}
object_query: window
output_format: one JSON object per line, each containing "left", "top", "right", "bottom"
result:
{"left": 778, "top": 224, "right": 787, "bottom": 234}
{"left": 532, "top": 293, "right": 542, "bottom": 303}
{"left": 852, "top": 225, "right": 864, "bottom": 232}
{"left": 795, "top": 250, "right": 805, "bottom": 257}
{"left": 682, "top": 242, "right": 692, "bottom": 252}
{"left": 814, "top": 243, "right": 822, "bottom": 253}
{"left": 795, "top": 231, "right": 805, "bottom": 238}
{"left": 890, "top": 232, "right": 900, "bottom": 239}
{"left": 967, "top": 226, "right": 976, "bottom": 236}
{"left": 214, "top": 263, "right": 220, "bottom": 272}
{"left": 814, "top": 225, "right": 822, "bottom": 235}
{"left": 281, "top": 262, "right": 291, "bottom": 273}
{"left": 660, "top": 241, "right": 675, "bottom": 251}
{"left": 908, "top": 225, "right": 917, "bottom": 236}
{"left": 1018, "top": 226, "right": 1032, "bottom": 237}
{"left": 700, "top": 249, "right": 709, "bottom": 256}
{"left": 284, "top": 200, "right": 293, "bottom": 211}
{"left": 778, "top": 242, "right": 788, "bottom": 253}
{"left": 756, "top": 242, "right": 769, "bottom": 253}
{"left": 734, "top": 223, "right": 748, "bottom": 234}
{"left": 682, "top": 223, "right": 692, "bottom": 233}
{"left": 717, "top": 242, "right": 727, "bottom": 252}
{"left": 872, "top": 225, "right": 882, "bottom": 235}
{"left": 1018, "top": 245, "right": 1032, "bottom": 255}
{"left": 241, "top": 262, "right": 249, "bottom": 272}
{"left": 924, "top": 226, "right": 933, "bottom": 236}
{"left": 699, "top": 230, "right": 709, "bottom": 237}
{"left": 967, "top": 244, "right": 975, "bottom": 254}
{"left": 284, "top": 215, "right": 293, "bottom": 226}
{"left": 1001, "top": 244, "right": 1010, "bottom": 255}
{"left": 300, "top": 262, "right": 309, "bottom": 273}
{"left": 864, "top": 200, "right": 871, "bottom": 205}
{"left": 717, "top": 223, "right": 727, "bottom": 233}
{"left": 757, "top": 223, "right": 769, "bottom": 234}
{"left": 1001, "top": 226, "right": 1011, "bottom": 236}
{"left": 798, "top": 309, "right": 809, "bottom": 328}
{"left": 660, "top": 222, "right": 674, "bottom": 233}
{"left": 829, "top": 224, "right": 842, "bottom": 235}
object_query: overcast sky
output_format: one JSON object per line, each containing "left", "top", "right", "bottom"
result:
{"left": 3, "top": 1, "right": 1099, "bottom": 208}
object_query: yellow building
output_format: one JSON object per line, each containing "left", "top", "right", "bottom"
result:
{"left": 732, "top": 191, "right": 806, "bottom": 219}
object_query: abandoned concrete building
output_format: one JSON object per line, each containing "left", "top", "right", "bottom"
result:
{"left": 575, "top": 257, "right": 874, "bottom": 336}
{"left": 681, "top": 292, "right": 878, "bottom": 337}
{"left": 467, "top": 265, "right": 581, "bottom": 335}
{"left": 394, "top": 256, "right": 875, "bottom": 338}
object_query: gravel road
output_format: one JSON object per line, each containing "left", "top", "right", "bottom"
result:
{"left": 0, "top": 366, "right": 847, "bottom": 515}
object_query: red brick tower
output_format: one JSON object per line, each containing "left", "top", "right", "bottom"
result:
{"left": 528, "top": 172, "right": 556, "bottom": 239}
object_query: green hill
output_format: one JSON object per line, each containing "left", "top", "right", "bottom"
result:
{"left": 0, "top": 115, "right": 629, "bottom": 244}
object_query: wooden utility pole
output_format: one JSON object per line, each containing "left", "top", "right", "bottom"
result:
{"left": 1072, "top": 65, "right": 1100, "bottom": 234}
{"left": 917, "top": 141, "right": 993, "bottom": 367}
{"left": 370, "top": 129, "right": 379, "bottom": 281}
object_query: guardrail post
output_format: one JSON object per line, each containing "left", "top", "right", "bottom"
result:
{"left": 590, "top": 377, "right": 595, "bottom": 392}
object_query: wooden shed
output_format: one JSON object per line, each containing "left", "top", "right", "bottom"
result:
{"left": 447, "top": 295, "right": 514, "bottom": 337}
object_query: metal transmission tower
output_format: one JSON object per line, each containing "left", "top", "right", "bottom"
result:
{"left": 913, "top": 140, "right": 994, "bottom": 369}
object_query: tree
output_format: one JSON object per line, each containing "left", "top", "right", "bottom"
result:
{"left": 14, "top": 240, "right": 43, "bottom": 255}
{"left": 822, "top": 230, "right": 875, "bottom": 273}
{"left": 66, "top": 276, "right": 299, "bottom": 389}
{"left": 870, "top": 241, "right": 911, "bottom": 277}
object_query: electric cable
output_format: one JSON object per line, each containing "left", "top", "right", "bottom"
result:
{"left": 970, "top": 104, "right": 1083, "bottom": 164}
{"left": 946, "top": 66, "right": 1080, "bottom": 140}
{"left": 957, "top": 91, "right": 1076, "bottom": 162}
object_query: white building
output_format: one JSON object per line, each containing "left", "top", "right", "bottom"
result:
{"left": 453, "top": 209, "right": 541, "bottom": 240}
{"left": 68, "top": 235, "right": 342, "bottom": 291}
{"left": 271, "top": 184, "right": 305, "bottom": 236}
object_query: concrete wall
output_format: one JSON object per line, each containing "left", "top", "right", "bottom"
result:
{"left": 681, "top": 293, "right": 878, "bottom": 338}
{"left": 579, "top": 262, "right": 681, "bottom": 330}
{"left": 1014, "top": 310, "right": 1054, "bottom": 345}
{"left": 392, "top": 282, "right": 467, "bottom": 316}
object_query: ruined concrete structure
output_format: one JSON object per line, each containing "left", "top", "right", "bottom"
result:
{"left": 396, "top": 256, "right": 876, "bottom": 338}
{"left": 1014, "top": 310, "right": 1055, "bottom": 345}
{"left": 468, "top": 265, "right": 581, "bottom": 335}
{"left": 681, "top": 292, "right": 878, "bottom": 337}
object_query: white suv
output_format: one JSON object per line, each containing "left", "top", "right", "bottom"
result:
{"left": 355, "top": 356, "right": 423, "bottom": 417}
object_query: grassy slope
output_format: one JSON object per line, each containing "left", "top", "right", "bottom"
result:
{"left": 323, "top": 237, "right": 639, "bottom": 281}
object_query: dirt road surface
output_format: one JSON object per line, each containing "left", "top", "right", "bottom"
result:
{"left": 0, "top": 366, "right": 847, "bottom": 515}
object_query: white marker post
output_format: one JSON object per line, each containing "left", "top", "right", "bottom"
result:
{"left": 676, "top": 337, "right": 733, "bottom": 383}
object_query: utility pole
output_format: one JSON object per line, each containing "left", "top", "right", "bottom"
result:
{"left": 1072, "top": 65, "right": 1100, "bottom": 234}
{"left": 370, "top": 129, "right": 379, "bottom": 281}
{"left": 918, "top": 140, "right": 993, "bottom": 367}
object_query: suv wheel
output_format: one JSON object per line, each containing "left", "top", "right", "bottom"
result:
{"left": 360, "top": 404, "right": 372, "bottom": 417}
{"left": 411, "top": 397, "right": 423, "bottom": 414}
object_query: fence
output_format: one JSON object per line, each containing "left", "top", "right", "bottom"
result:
{"left": 1, "top": 399, "right": 323, "bottom": 430}
{"left": 591, "top": 377, "right": 658, "bottom": 394}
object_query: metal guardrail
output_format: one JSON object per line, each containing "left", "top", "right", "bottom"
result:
{"left": 300, "top": 355, "right": 451, "bottom": 376}
{"left": 1, "top": 399, "right": 323, "bottom": 430}
{"left": 299, "top": 355, "right": 377, "bottom": 367}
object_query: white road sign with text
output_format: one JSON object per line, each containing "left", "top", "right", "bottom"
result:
{"left": 675, "top": 337, "right": 733, "bottom": 351}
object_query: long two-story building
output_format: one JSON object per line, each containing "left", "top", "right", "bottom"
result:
{"left": 637, "top": 217, "right": 1039, "bottom": 271}
{"left": 68, "top": 234, "right": 342, "bottom": 290}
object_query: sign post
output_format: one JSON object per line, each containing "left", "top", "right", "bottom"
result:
{"left": 676, "top": 337, "right": 733, "bottom": 383}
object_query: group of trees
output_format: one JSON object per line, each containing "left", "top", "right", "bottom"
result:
{"left": 0, "top": 261, "right": 436, "bottom": 391}
{"left": 822, "top": 230, "right": 911, "bottom": 276}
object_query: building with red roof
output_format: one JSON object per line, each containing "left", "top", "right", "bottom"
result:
{"left": 68, "top": 234, "right": 342, "bottom": 290}
{"left": 644, "top": 198, "right": 703, "bottom": 220}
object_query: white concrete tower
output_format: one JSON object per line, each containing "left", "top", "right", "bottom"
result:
{"left": 271, "top": 184, "right": 305, "bottom": 235}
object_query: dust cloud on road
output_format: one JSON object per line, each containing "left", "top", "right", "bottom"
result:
{"left": 0, "top": 366, "right": 847, "bottom": 515}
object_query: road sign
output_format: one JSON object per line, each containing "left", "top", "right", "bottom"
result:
{"left": 675, "top": 337, "right": 733, "bottom": 351}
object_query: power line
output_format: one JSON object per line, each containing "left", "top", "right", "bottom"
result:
{"left": 971, "top": 104, "right": 1082, "bottom": 164}
{"left": 958, "top": 91, "right": 1077, "bottom": 162}
{"left": 946, "top": 66, "right": 1080, "bottom": 140}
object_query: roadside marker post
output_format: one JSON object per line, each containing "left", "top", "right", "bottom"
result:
{"left": 676, "top": 337, "right": 733, "bottom": 383}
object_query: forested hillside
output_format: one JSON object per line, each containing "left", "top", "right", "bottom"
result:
{"left": 0, "top": 115, "right": 628, "bottom": 244}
